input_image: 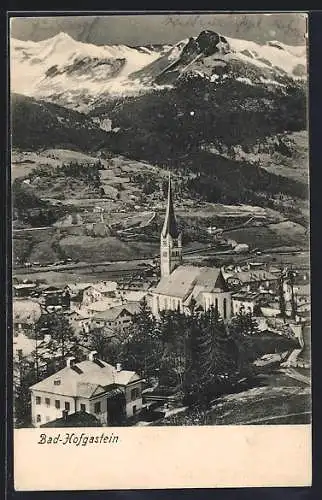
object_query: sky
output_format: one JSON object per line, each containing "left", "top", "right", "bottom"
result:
{"left": 10, "top": 13, "right": 307, "bottom": 46}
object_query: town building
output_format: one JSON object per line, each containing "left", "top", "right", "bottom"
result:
{"left": 82, "top": 282, "right": 118, "bottom": 307}
{"left": 152, "top": 175, "right": 232, "bottom": 319}
{"left": 226, "top": 270, "right": 279, "bottom": 293}
{"left": 91, "top": 302, "right": 141, "bottom": 331}
{"left": 29, "top": 351, "right": 144, "bottom": 427}
{"left": 13, "top": 282, "right": 37, "bottom": 298}
{"left": 232, "top": 291, "right": 262, "bottom": 315}
{"left": 63, "top": 309, "right": 91, "bottom": 335}
{"left": 41, "top": 285, "right": 65, "bottom": 307}
{"left": 63, "top": 283, "right": 93, "bottom": 308}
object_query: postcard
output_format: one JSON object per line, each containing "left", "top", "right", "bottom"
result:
{"left": 10, "top": 11, "right": 311, "bottom": 490}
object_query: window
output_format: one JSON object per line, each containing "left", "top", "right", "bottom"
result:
{"left": 36, "top": 396, "right": 41, "bottom": 405}
{"left": 131, "top": 388, "right": 140, "bottom": 401}
{"left": 162, "top": 251, "right": 167, "bottom": 257}
{"left": 94, "top": 401, "right": 101, "bottom": 414}
{"left": 45, "top": 398, "right": 50, "bottom": 407}
{"left": 36, "top": 414, "right": 41, "bottom": 423}
{"left": 65, "top": 402, "right": 70, "bottom": 411}
{"left": 223, "top": 298, "right": 227, "bottom": 320}
{"left": 133, "top": 405, "right": 137, "bottom": 415}
{"left": 80, "top": 404, "right": 86, "bottom": 412}
{"left": 55, "top": 400, "right": 60, "bottom": 409}
{"left": 54, "top": 379, "right": 61, "bottom": 386}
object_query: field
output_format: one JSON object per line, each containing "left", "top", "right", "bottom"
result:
{"left": 224, "top": 220, "right": 308, "bottom": 251}
{"left": 59, "top": 235, "right": 159, "bottom": 262}
{"left": 12, "top": 146, "right": 309, "bottom": 269}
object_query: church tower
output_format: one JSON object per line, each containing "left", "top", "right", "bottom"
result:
{"left": 160, "top": 174, "right": 182, "bottom": 277}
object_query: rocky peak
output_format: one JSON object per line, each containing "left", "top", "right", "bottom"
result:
{"left": 181, "top": 30, "right": 231, "bottom": 61}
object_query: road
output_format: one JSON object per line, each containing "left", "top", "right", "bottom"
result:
{"left": 14, "top": 258, "right": 155, "bottom": 275}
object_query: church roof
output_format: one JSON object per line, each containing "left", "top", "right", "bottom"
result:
{"left": 161, "top": 174, "right": 180, "bottom": 238}
{"left": 154, "top": 265, "right": 228, "bottom": 299}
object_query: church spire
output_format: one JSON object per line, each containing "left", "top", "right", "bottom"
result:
{"left": 162, "top": 173, "right": 179, "bottom": 238}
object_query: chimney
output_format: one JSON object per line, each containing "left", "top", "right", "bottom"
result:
{"left": 66, "top": 356, "right": 76, "bottom": 368}
{"left": 116, "top": 363, "right": 122, "bottom": 372}
{"left": 62, "top": 409, "right": 69, "bottom": 421}
{"left": 88, "top": 350, "right": 98, "bottom": 362}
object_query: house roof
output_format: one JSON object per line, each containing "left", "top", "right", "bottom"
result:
{"left": 154, "top": 265, "right": 228, "bottom": 299}
{"left": 65, "top": 283, "right": 93, "bottom": 293}
{"left": 40, "top": 411, "right": 102, "bottom": 428}
{"left": 121, "top": 290, "right": 147, "bottom": 302}
{"left": 14, "top": 283, "right": 37, "bottom": 290}
{"left": 89, "top": 282, "right": 118, "bottom": 294}
{"left": 30, "top": 359, "right": 140, "bottom": 397}
{"left": 232, "top": 291, "right": 262, "bottom": 301}
{"left": 230, "top": 270, "right": 278, "bottom": 284}
{"left": 63, "top": 310, "right": 90, "bottom": 320}
{"left": 87, "top": 299, "right": 123, "bottom": 312}
{"left": 93, "top": 302, "right": 141, "bottom": 322}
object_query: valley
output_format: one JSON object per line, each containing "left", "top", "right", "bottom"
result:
{"left": 10, "top": 27, "right": 309, "bottom": 296}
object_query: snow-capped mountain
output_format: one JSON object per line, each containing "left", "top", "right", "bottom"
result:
{"left": 11, "top": 32, "right": 161, "bottom": 111}
{"left": 131, "top": 30, "right": 306, "bottom": 87}
{"left": 11, "top": 30, "right": 306, "bottom": 112}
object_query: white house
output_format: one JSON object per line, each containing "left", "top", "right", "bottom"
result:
{"left": 29, "top": 351, "right": 144, "bottom": 427}
{"left": 82, "top": 282, "right": 118, "bottom": 307}
{"left": 91, "top": 302, "right": 141, "bottom": 331}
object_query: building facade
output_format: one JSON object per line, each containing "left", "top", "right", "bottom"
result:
{"left": 29, "top": 352, "right": 143, "bottom": 427}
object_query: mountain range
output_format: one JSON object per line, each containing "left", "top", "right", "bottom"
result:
{"left": 11, "top": 29, "right": 308, "bottom": 229}
{"left": 11, "top": 30, "right": 306, "bottom": 112}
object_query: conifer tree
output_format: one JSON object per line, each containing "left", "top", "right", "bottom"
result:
{"left": 120, "top": 298, "right": 160, "bottom": 378}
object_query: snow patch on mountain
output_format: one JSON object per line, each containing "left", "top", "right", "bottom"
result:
{"left": 11, "top": 32, "right": 161, "bottom": 109}
{"left": 10, "top": 30, "right": 306, "bottom": 112}
{"left": 226, "top": 36, "right": 306, "bottom": 76}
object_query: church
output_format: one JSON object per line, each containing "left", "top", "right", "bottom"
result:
{"left": 151, "top": 175, "right": 232, "bottom": 320}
